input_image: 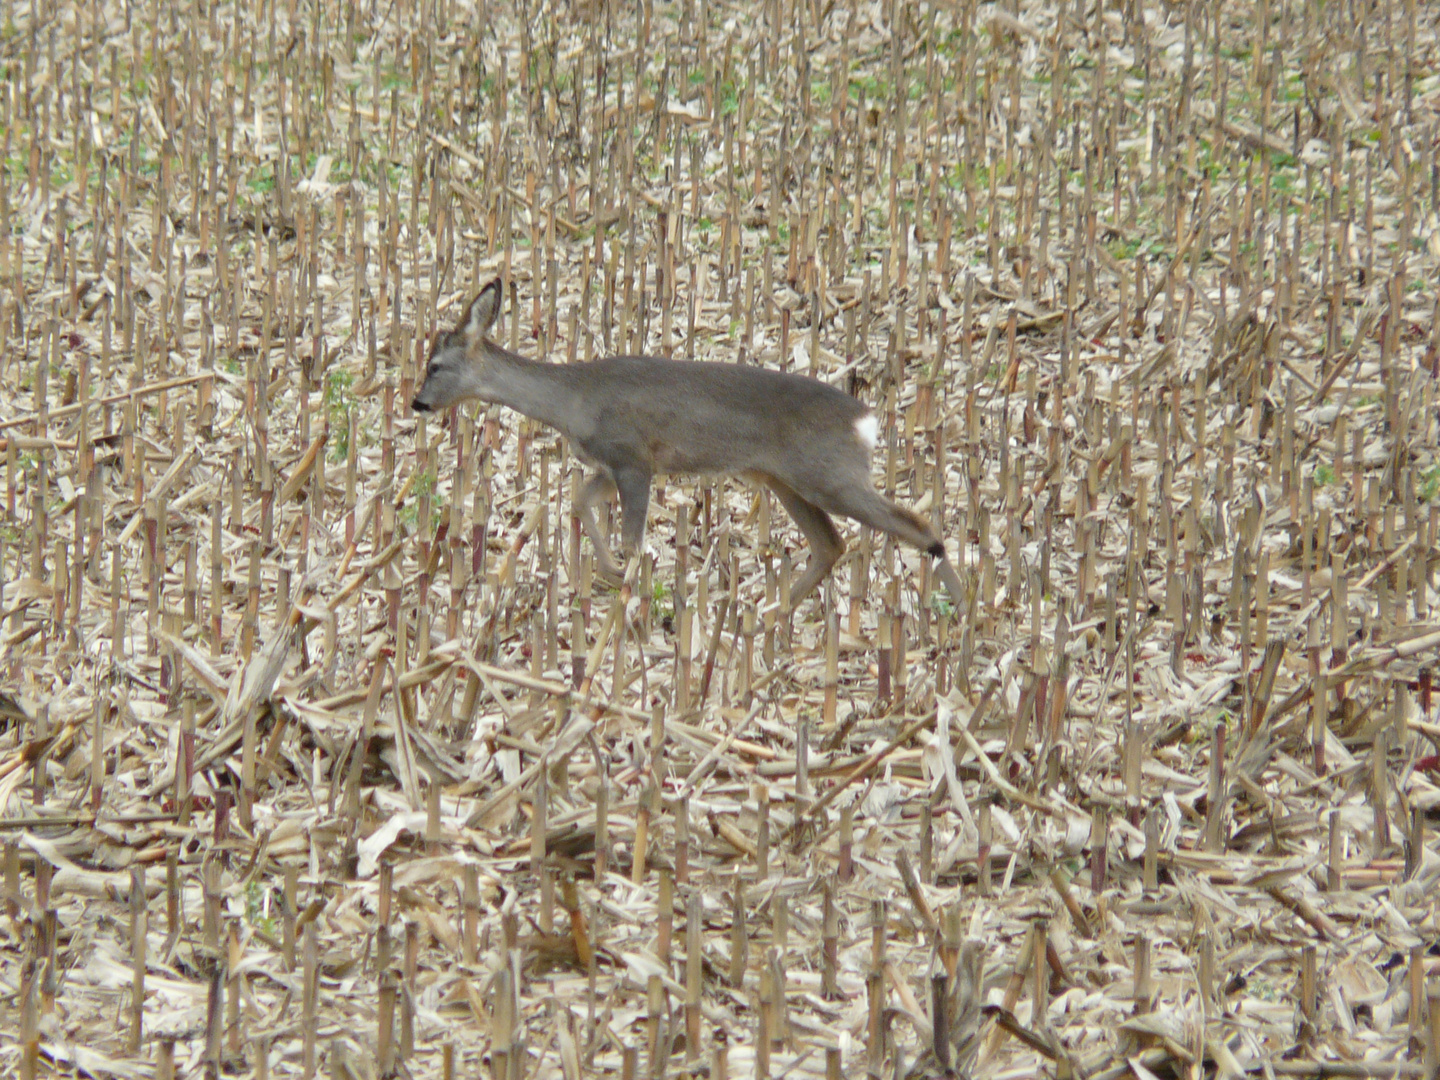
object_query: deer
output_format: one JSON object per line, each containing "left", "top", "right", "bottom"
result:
{"left": 412, "top": 277, "right": 967, "bottom": 611}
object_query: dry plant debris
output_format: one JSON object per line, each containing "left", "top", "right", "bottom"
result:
{"left": 1, "top": 0, "right": 1439, "bottom": 1076}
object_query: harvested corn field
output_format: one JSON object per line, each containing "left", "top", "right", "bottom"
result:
{"left": 2, "top": 0, "right": 1440, "bottom": 1077}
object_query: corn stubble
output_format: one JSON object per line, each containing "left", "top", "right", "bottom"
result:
{"left": 0, "top": 0, "right": 1437, "bottom": 1076}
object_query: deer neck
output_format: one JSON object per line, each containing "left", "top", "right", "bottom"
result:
{"left": 477, "top": 345, "right": 582, "bottom": 435}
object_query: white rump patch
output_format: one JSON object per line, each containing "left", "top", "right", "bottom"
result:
{"left": 854, "top": 414, "right": 879, "bottom": 450}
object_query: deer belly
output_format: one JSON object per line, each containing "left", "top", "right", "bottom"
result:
{"left": 649, "top": 440, "right": 739, "bottom": 476}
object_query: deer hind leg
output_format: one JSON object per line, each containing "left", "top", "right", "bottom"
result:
{"left": 824, "top": 485, "right": 966, "bottom": 608}
{"left": 576, "top": 472, "right": 623, "bottom": 581}
{"left": 758, "top": 474, "right": 846, "bottom": 607}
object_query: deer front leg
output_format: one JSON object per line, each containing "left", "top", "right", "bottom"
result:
{"left": 576, "top": 473, "right": 624, "bottom": 582}
{"left": 612, "top": 466, "right": 653, "bottom": 562}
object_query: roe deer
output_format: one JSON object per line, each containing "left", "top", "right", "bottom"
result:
{"left": 412, "top": 278, "right": 966, "bottom": 609}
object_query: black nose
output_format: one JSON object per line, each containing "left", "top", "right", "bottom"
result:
{"left": 411, "top": 398, "right": 430, "bottom": 413}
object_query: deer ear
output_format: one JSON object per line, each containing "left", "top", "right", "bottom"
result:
{"left": 462, "top": 278, "right": 503, "bottom": 339}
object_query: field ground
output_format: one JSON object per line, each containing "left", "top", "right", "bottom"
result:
{"left": 3, "top": 0, "right": 1440, "bottom": 1076}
